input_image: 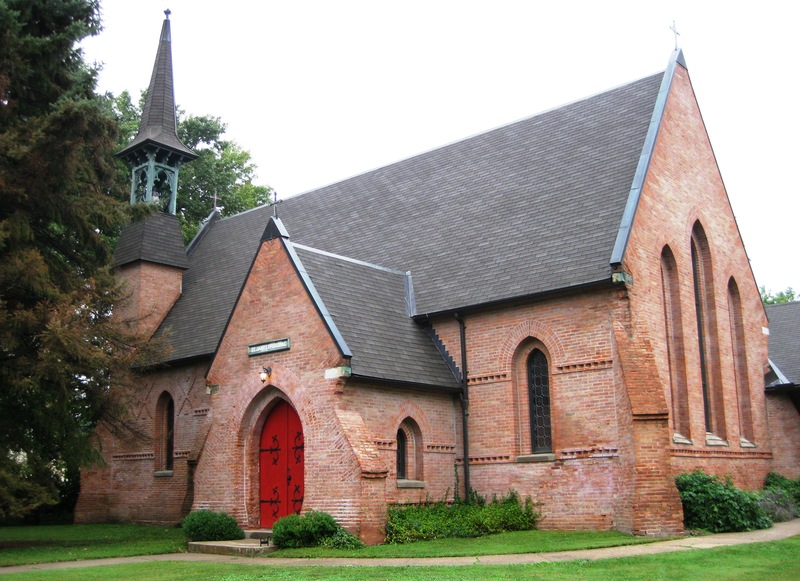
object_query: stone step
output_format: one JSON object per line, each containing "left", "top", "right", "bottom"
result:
{"left": 243, "top": 529, "right": 273, "bottom": 541}
{"left": 187, "top": 538, "right": 277, "bottom": 557}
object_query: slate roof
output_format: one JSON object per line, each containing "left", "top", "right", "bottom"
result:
{"left": 153, "top": 66, "right": 668, "bottom": 386}
{"left": 276, "top": 72, "right": 663, "bottom": 313}
{"left": 113, "top": 213, "right": 188, "bottom": 269}
{"left": 766, "top": 302, "right": 800, "bottom": 386}
{"left": 117, "top": 15, "right": 196, "bottom": 163}
{"left": 293, "top": 243, "right": 460, "bottom": 389}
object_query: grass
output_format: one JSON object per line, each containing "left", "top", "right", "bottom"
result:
{"left": 269, "top": 529, "right": 664, "bottom": 558}
{"left": 1, "top": 536, "right": 799, "bottom": 580}
{"left": 0, "top": 525, "right": 664, "bottom": 565}
{"left": 0, "top": 524, "right": 185, "bottom": 567}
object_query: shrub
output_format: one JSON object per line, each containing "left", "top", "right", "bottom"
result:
{"left": 385, "top": 490, "right": 539, "bottom": 544}
{"left": 272, "top": 510, "right": 339, "bottom": 548}
{"left": 318, "top": 527, "right": 366, "bottom": 549}
{"left": 675, "top": 470, "right": 772, "bottom": 533}
{"left": 765, "top": 472, "right": 800, "bottom": 508}
{"left": 758, "top": 488, "right": 798, "bottom": 523}
{"left": 182, "top": 510, "right": 245, "bottom": 542}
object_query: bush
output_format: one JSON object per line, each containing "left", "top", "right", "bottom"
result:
{"left": 675, "top": 470, "right": 772, "bottom": 533}
{"left": 765, "top": 472, "right": 800, "bottom": 508}
{"left": 758, "top": 488, "right": 798, "bottom": 523}
{"left": 318, "top": 527, "right": 366, "bottom": 549}
{"left": 272, "top": 510, "right": 340, "bottom": 548}
{"left": 182, "top": 510, "right": 245, "bottom": 542}
{"left": 385, "top": 490, "right": 539, "bottom": 544}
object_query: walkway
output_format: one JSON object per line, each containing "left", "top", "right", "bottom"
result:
{"left": 2, "top": 519, "right": 799, "bottom": 575}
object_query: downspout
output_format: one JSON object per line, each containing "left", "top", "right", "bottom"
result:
{"left": 454, "top": 312, "right": 470, "bottom": 503}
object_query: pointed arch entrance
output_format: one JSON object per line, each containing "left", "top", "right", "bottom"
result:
{"left": 259, "top": 399, "right": 304, "bottom": 527}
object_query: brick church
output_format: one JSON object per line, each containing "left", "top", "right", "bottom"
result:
{"left": 75, "top": 14, "right": 800, "bottom": 542}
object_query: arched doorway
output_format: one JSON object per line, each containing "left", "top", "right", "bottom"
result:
{"left": 259, "top": 399, "right": 304, "bottom": 527}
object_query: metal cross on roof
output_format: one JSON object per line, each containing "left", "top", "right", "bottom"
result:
{"left": 670, "top": 20, "right": 680, "bottom": 50}
{"left": 272, "top": 190, "right": 282, "bottom": 217}
{"left": 164, "top": 9, "right": 171, "bottom": 19}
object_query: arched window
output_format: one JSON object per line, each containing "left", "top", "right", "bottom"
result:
{"left": 661, "top": 246, "right": 690, "bottom": 440}
{"left": 691, "top": 222, "right": 725, "bottom": 439}
{"left": 396, "top": 418, "right": 423, "bottom": 483}
{"left": 727, "top": 278, "right": 754, "bottom": 444}
{"left": 528, "top": 349, "right": 552, "bottom": 453}
{"left": 396, "top": 429, "right": 407, "bottom": 479}
{"left": 155, "top": 392, "right": 175, "bottom": 471}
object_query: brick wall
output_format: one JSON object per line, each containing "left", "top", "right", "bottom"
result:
{"left": 431, "top": 291, "right": 643, "bottom": 532}
{"left": 344, "top": 382, "right": 459, "bottom": 507}
{"left": 766, "top": 395, "right": 800, "bottom": 479}
{"left": 75, "top": 362, "right": 211, "bottom": 525}
{"left": 621, "top": 62, "right": 772, "bottom": 493}
{"left": 115, "top": 261, "right": 183, "bottom": 338}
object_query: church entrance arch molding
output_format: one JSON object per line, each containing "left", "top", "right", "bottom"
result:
{"left": 234, "top": 365, "right": 307, "bottom": 529}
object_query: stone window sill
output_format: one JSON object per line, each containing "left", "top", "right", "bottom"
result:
{"left": 515, "top": 453, "right": 556, "bottom": 463}
{"left": 397, "top": 479, "right": 424, "bottom": 489}
{"left": 739, "top": 437, "right": 757, "bottom": 448}
{"left": 672, "top": 433, "right": 693, "bottom": 445}
{"left": 705, "top": 433, "right": 729, "bottom": 447}
{"left": 154, "top": 470, "right": 173, "bottom": 477}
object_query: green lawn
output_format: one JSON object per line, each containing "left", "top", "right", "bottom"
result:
{"left": 1, "top": 536, "right": 799, "bottom": 580}
{"left": 270, "top": 529, "right": 663, "bottom": 558}
{"left": 0, "top": 524, "right": 185, "bottom": 567}
{"left": 0, "top": 525, "right": 663, "bottom": 566}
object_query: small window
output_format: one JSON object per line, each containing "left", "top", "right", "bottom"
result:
{"left": 396, "top": 429, "right": 407, "bottom": 479}
{"left": 396, "top": 418, "right": 423, "bottom": 485}
{"left": 528, "top": 349, "right": 552, "bottom": 453}
{"left": 155, "top": 392, "right": 175, "bottom": 472}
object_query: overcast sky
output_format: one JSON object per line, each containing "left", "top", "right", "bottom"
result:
{"left": 82, "top": 1, "right": 798, "bottom": 295}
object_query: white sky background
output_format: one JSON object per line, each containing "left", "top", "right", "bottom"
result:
{"left": 82, "top": 1, "right": 798, "bottom": 294}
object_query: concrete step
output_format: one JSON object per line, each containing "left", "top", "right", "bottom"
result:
{"left": 243, "top": 529, "right": 273, "bottom": 542}
{"left": 187, "top": 538, "right": 277, "bottom": 557}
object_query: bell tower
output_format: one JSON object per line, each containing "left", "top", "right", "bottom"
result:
{"left": 113, "top": 10, "right": 193, "bottom": 337}
{"left": 116, "top": 9, "right": 197, "bottom": 214}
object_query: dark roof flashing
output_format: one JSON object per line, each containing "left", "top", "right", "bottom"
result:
{"left": 610, "top": 49, "right": 683, "bottom": 266}
{"left": 404, "top": 272, "right": 416, "bottom": 317}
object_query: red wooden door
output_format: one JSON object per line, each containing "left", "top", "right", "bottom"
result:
{"left": 259, "top": 400, "right": 304, "bottom": 527}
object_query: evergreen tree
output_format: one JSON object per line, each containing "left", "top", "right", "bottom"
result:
{"left": 0, "top": 0, "right": 156, "bottom": 519}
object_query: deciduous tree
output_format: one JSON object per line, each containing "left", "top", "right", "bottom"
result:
{"left": 110, "top": 91, "right": 272, "bottom": 242}
{"left": 760, "top": 286, "right": 797, "bottom": 305}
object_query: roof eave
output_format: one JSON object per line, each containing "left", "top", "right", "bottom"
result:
{"left": 413, "top": 277, "right": 617, "bottom": 321}
{"left": 348, "top": 373, "right": 462, "bottom": 394}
